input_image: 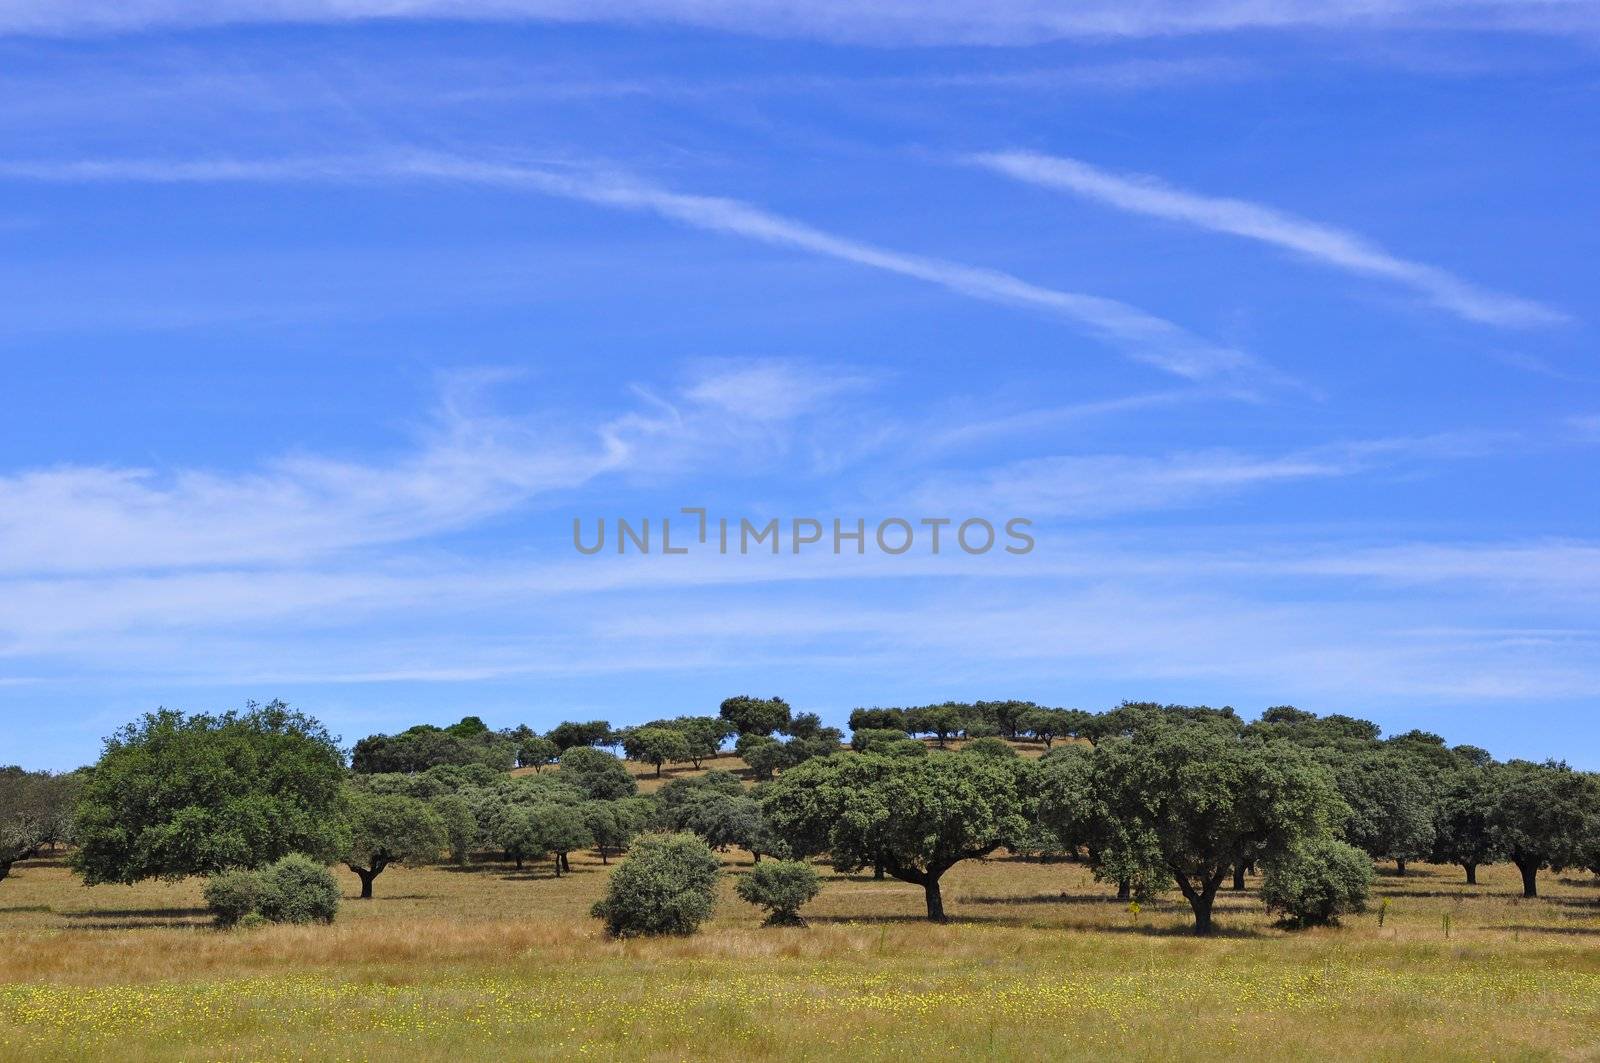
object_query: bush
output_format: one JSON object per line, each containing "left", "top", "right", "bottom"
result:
{"left": 202, "top": 869, "right": 261, "bottom": 928}
{"left": 735, "top": 859, "right": 822, "bottom": 926}
{"left": 961, "top": 737, "right": 1019, "bottom": 759}
{"left": 1262, "top": 837, "right": 1373, "bottom": 927}
{"left": 256, "top": 854, "right": 341, "bottom": 925}
{"left": 850, "top": 728, "right": 910, "bottom": 753}
{"left": 591, "top": 833, "right": 720, "bottom": 937}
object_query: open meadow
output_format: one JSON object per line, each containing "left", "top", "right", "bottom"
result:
{"left": 4, "top": 750, "right": 1599, "bottom": 1063}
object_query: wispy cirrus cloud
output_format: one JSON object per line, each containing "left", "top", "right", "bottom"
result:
{"left": 971, "top": 150, "right": 1567, "bottom": 328}
{"left": 0, "top": 1, "right": 1594, "bottom": 42}
{"left": 0, "top": 152, "right": 1261, "bottom": 383}
{"left": 905, "top": 431, "right": 1508, "bottom": 520}
{"left": 0, "top": 361, "right": 861, "bottom": 576}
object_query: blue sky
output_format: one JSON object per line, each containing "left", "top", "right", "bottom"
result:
{"left": 1, "top": 2, "right": 1597, "bottom": 770}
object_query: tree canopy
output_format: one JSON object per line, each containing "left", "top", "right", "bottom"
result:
{"left": 72, "top": 701, "right": 348, "bottom": 885}
{"left": 762, "top": 751, "right": 1033, "bottom": 920}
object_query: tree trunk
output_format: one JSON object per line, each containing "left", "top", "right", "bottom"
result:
{"left": 1232, "top": 862, "right": 1246, "bottom": 890}
{"left": 873, "top": 858, "right": 885, "bottom": 881}
{"left": 1463, "top": 861, "right": 1477, "bottom": 885}
{"left": 1395, "top": 858, "right": 1407, "bottom": 876}
{"left": 923, "top": 878, "right": 946, "bottom": 922}
{"left": 1516, "top": 858, "right": 1539, "bottom": 898}
{"left": 514, "top": 854, "right": 523, "bottom": 870}
{"left": 355, "top": 867, "right": 376, "bottom": 899}
{"left": 1116, "top": 878, "right": 1131, "bottom": 902}
{"left": 552, "top": 855, "right": 563, "bottom": 878}
{"left": 655, "top": 763, "right": 663, "bottom": 778}
{"left": 600, "top": 847, "right": 609, "bottom": 865}
{"left": 1174, "top": 867, "right": 1222, "bottom": 935}
{"left": 560, "top": 852, "right": 570, "bottom": 873}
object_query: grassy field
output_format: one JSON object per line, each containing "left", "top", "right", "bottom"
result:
{"left": 3, "top": 754, "right": 1599, "bottom": 1061}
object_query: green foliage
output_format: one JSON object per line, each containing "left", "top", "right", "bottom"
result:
{"left": 848, "top": 707, "right": 906, "bottom": 732}
{"left": 539, "top": 804, "right": 595, "bottom": 871}
{"left": 583, "top": 799, "right": 647, "bottom": 862}
{"left": 961, "top": 737, "right": 1019, "bottom": 760}
{"left": 1333, "top": 747, "right": 1438, "bottom": 870}
{"left": 351, "top": 717, "right": 515, "bottom": 774}
{"left": 557, "top": 747, "right": 637, "bottom": 800}
{"left": 718, "top": 695, "right": 792, "bottom": 737}
{"left": 621, "top": 727, "right": 692, "bottom": 777}
{"left": 546, "top": 720, "right": 613, "bottom": 751}
{"left": 850, "top": 728, "right": 910, "bottom": 753}
{"left": 1034, "top": 745, "right": 1168, "bottom": 901}
{"left": 71, "top": 701, "right": 348, "bottom": 885}
{"left": 1, "top": 767, "right": 82, "bottom": 883}
{"left": 201, "top": 869, "right": 262, "bottom": 927}
{"left": 1261, "top": 838, "right": 1373, "bottom": 927}
{"left": 255, "top": 854, "right": 341, "bottom": 924}
{"left": 206, "top": 855, "right": 340, "bottom": 926}
{"left": 903, "top": 703, "right": 967, "bottom": 747}
{"left": 341, "top": 790, "right": 447, "bottom": 897}
{"left": 590, "top": 833, "right": 721, "bottom": 937}
{"left": 431, "top": 794, "right": 479, "bottom": 864}
{"left": 1091, "top": 723, "right": 1345, "bottom": 932}
{"left": 736, "top": 734, "right": 786, "bottom": 779}
{"left": 762, "top": 751, "right": 1032, "bottom": 920}
{"left": 1430, "top": 758, "right": 1502, "bottom": 881}
{"left": 1490, "top": 759, "right": 1600, "bottom": 896}
{"left": 735, "top": 859, "right": 821, "bottom": 926}
{"left": 516, "top": 736, "right": 561, "bottom": 771}
{"left": 1020, "top": 708, "right": 1088, "bottom": 748}
{"left": 663, "top": 716, "right": 738, "bottom": 768}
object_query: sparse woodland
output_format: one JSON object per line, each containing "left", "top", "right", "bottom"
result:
{"left": 4, "top": 696, "right": 1600, "bottom": 1059}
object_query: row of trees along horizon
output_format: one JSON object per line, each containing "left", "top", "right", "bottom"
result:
{"left": 4, "top": 696, "right": 1600, "bottom": 933}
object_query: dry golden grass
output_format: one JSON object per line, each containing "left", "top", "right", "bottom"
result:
{"left": 4, "top": 841, "right": 1600, "bottom": 1061}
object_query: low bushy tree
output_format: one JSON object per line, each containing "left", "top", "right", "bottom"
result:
{"left": 735, "top": 859, "right": 822, "bottom": 926}
{"left": 72, "top": 701, "right": 348, "bottom": 885}
{"left": 763, "top": 751, "right": 1032, "bottom": 921}
{"left": 546, "top": 720, "right": 613, "bottom": 751}
{"left": 850, "top": 728, "right": 910, "bottom": 753}
{"left": 202, "top": 869, "right": 262, "bottom": 927}
{"left": 431, "top": 794, "right": 479, "bottom": 864}
{"left": 961, "top": 737, "right": 1019, "bottom": 759}
{"left": 256, "top": 854, "right": 341, "bottom": 924}
{"left": 591, "top": 833, "right": 721, "bottom": 937}
{"left": 719, "top": 695, "right": 792, "bottom": 738}
{"left": 1261, "top": 838, "right": 1373, "bottom": 927}
{"left": 1490, "top": 759, "right": 1600, "bottom": 897}
{"left": 208, "top": 855, "right": 340, "bottom": 926}
{"left": 1093, "top": 724, "right": 1345, "bottom": 933}
{"left": 557, "top": 747, "right": 637, "bottom": 800}
{"left": 622, "top": 727, "right": 691, "bottom": 778}
{"left": 340, "top": 791, "right": 447, "bottom": 898}
{"left": 1, "top": 767, "right": 81, "bottom": 884}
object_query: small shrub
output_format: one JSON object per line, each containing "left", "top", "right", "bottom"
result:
{"left": 735, "top": 859, "right": 822, "bottom": 926}
{"left": 202, "top": 869, "right": 261, "bottom": 928}
{"left": 237, "top": 912, "right": 268, "bottom": 930}
{"left": 960, "top": 737, "right": 1018, "bottom": 759}
{"left": 1262, "top": 837, "right": 1373, "bottom": 927}
{"left": 850, "top": 728, "right": 909, "bottom": 753}
{"left": 591, "top": 833, "right": 720, "bottom": 937}
{"left": 255, "top": 854, "right": 341, "bottom": 925}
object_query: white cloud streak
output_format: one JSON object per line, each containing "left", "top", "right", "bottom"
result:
{"left": 971, "top": 150, "right": 1567, "bottom": 328}
{"left": 0, "top": 361, "right": 859, "bottom": 576}
{"left": 0, "top": 1, "right": 1594, "bottom": 42}
{"left": 0, "top": 153, "right": 1258, "bottom": 382}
